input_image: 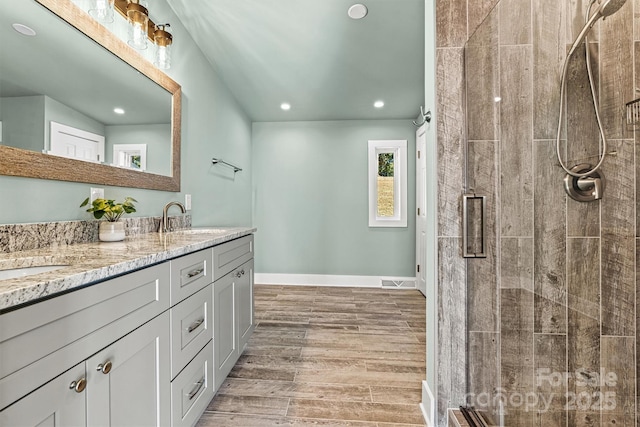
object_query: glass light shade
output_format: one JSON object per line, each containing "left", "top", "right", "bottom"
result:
{"left": 154, "top": 44, "right": 171, "bottom": 69}
{"left": 88, "top": 0, "right": 114, "bottom": 23}
{"left": 153, "top": 24, "right": 172, "bottom": 69}
{"left": 126, "top": 0, "right": 149, "bottom": 50}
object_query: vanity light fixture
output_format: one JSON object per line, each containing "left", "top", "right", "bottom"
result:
{"left": 374, "top": 100, "right": 384, "bottom": 108}
{"left": 153, "top": 23, "right": 172, "bottom": 70}
{"left": 88, "top": 0, "right": 115, "bottom": 23}
{"left": 12, "top": 23, "right": 36, "bottom": 36}
{"left": 280, "top": 103, "right": 291, "bottom": 111}
{"left": 125, "top": 0, "right": 149, "bottom": 50}
{"left": 87, "top": 0, "right": 177, "bottom": 68}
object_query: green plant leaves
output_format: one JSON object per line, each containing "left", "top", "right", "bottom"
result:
{"left": 79, "top": 197, "right": 137, "bottom": 222}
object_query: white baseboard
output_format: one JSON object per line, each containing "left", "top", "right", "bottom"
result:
{"left": 255, "top": 273, "right": 416, "bottom": 289}
{"left": 421, "top": 380, "right": 435, "bottom": 427}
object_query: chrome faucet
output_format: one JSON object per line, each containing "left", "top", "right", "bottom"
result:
{"left": 159, "top": 201, "right": 186, "bottom": 233}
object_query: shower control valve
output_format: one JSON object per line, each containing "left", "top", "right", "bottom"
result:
{"left": 563, "top": 163, "right": 604, "bottom": 202}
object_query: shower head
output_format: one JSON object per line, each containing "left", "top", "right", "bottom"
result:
{"left": 567, "top": 0, "right": 627, "bottom": 57}
{"left": 597, "top": 0, "right": 627, "bottom": 17}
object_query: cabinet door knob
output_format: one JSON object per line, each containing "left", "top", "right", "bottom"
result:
{"left": 69, "top": 377, "right": 87, "bottom": 393}
{"left": 240, "top": 269, "right": 245, "bottom": 276}
{"left": 97, "top": 360, "right": 112, "bottom": 374}
{"left": 236, "top": 271, "right": 242, "bottom": 278}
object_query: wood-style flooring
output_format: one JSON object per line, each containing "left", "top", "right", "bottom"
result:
{"left": 196, "top": 284, "right": 427, "bottom": 426}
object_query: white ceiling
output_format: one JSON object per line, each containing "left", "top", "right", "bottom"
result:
{"left": 166, "top": 0, "right": 425, "bottom": 122}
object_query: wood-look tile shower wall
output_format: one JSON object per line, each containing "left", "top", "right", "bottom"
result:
{"left": 435, "top": 0, "right": 638, "bottom": 425}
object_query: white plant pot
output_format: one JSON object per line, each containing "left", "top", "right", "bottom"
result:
{"left": 99, "top": 221, "right": 125, "bottom": 242}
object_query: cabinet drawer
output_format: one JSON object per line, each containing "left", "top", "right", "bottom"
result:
{"left": 171, "top": 340, "right": 214, "bottom": 427}
{"left": 170, "top": 248, "right": 212, "bottom": 305}
{"left": 170, "top": 285, "right": 212, "bottom": 379}
{"left": 0, "top": 262, "right": 170, "bottom": 410}
{"left": 213, "top": 235, "right": 253, "bottom": 281}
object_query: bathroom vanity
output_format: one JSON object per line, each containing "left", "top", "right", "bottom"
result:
{"left": 0, "top": 228, "right": 255, "bottom": 427}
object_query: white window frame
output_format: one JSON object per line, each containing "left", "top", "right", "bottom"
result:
{"left": 368, "top": 139, "right": 407, "bottom": 228}
{"left": 112, "top": 143, "right": 147, "bottom": 171}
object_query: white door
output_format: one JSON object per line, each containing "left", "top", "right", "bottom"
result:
{"left": 415, "top": 125, "right": 427, "bottom": 296}
{"left": 48, "top": 121, "right": 104, "bottom": 163}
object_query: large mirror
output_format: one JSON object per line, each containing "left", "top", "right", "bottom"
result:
{"left": 0, "top": 0, "right": 181, "bottom": 191}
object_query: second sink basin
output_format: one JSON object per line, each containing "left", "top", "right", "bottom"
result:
{"left": 172, "top": 228, "right": 228, "bottom": 235}
{"left": 0, "top": 265, "right": 69, "bottom": 281}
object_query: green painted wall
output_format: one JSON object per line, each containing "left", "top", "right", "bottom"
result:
{"left": 0, "top": 0, "right": 252, "bottom": 227}
{"left": 44, "top": 96, "right": 105, "bottom": 151}
{"left": 105, "top": 124, "right": 172, "bottom": 175}
{"left": 0, "top": 96, "right": 46, "bottom": 152}
{"left": 252, "top": 120, "right": 416, "bottom": 277}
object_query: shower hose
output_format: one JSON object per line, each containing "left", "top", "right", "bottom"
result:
{"left": 555, "top": 0, "right": 608, "bottom": 178}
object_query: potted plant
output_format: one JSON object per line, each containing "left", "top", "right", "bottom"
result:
{"left": 80, "top": 197, "right": 137, "bottom": 242}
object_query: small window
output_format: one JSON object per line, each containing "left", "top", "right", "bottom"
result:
{"left": 368, "top": 139, "right": 407, "bottom": 227}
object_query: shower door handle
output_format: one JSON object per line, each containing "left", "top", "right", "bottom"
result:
{"left": 462, "top": 193, "right": 487, "bottom": 258}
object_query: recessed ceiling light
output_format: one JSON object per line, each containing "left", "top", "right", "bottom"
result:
{"left": 374, "top": 100, "right": 384, "bottom": 108}
{"left": 348, "top": 4, "right": 368, "bottom": 19}
{"left": 494, "top": 96, "right": 502, "bottom": 103}
{"left": 114, "top": 107, "right": 125, "bottom": 114}
{"left": 280, "top": 103, "right": 291, "bottom": 111}
{"left": 12, "top": 23, "right": 36, "bottom": 36}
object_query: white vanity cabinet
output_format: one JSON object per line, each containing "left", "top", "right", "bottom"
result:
{"left": 212, "top": 235, "right": 255, "bottom": 390}
{"left": 1, "top": 313, "right": 170, "bottom": 427}
{"left": 0, "top": 232, "right": 255, "bottom": 427}
{"left": 0, "top": 263, "right": 171, "bottom": 427}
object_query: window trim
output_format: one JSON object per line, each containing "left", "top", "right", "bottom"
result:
{"left": 368, "top": 139, "right": 407, "bottom": 228}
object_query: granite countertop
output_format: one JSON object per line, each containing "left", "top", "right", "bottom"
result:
{"left": 0, "top": 227, "right": 256, "bottom": 313}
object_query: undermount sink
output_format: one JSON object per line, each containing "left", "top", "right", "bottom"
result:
{"left": 172, "top": 228, "right": 228, "bottom": 234}
{"left": 0, "top": 265, "right": 69, "bottom": 281}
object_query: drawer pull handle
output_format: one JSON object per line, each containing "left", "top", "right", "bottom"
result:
{"left": 69, "top": 378, "right": 87, "bottom": 393}
{"left": 187, "top": 318, "right": 205, "bottom": 333}
{"left": 187, "top": 378, "right": 205, "bottom": 400}
{"left": 187, "top": 268, "right": 204, "bottom": 278}
{"left": 97, "top": 360, "right": 112, "bottom": 374}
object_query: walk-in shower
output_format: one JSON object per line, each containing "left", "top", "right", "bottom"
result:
{"left": 456, "top": 0, "right": 637, "bottom": 424}
{"left": 557, "top": 0, "right": 627, "bottom": 201}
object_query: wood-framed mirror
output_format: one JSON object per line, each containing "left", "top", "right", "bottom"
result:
{"left": 0, "top": 0, "right": 181, "bottom": 191}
